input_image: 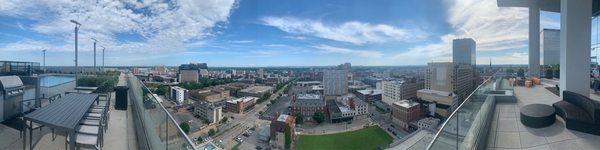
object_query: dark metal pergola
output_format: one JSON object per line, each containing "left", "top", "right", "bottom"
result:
{"left": 22, "top": 93, "right": 98, "bottom": 150}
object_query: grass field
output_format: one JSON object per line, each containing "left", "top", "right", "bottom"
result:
{"left": 296, "top": 126, "right": 393, "bottom": 150}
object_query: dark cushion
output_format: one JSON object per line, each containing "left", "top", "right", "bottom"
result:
{"left": 553, "top": 101, "right": 594, "bottom": 124}
{"left": 562, "top": 91, "right": 600, "bottom": 122}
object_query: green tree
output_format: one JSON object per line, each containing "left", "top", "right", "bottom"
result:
{"left": 517, "top": 68, "right": 525, "bottom": 77}
{"left": 294, "top": 113, "right": 304, "bottom": 124}
{"left": 154, "top": 85, "right": 169, "bottom": 96}
{"left": 313, "top": 112, "right": 325, "bottom": 124}
{"left": 197, "top": 136, "right": 203, "bottom": 143}
{"left": 220, "top": 117, "right": 228, "bottom": 124}
{"left": 284, "top": 125, "right": 292, "bottom": 149}
{"left": 179, "top": 122, "right": 190, "bottom": 134}
{"left": 208, "top": 129, "right": 217, "bottom": 136}
{"left": 545, "top": 68, "right": 554, "bottom": 79}
{"left": 506, "top": 68, "right": 514, "bottom": 75}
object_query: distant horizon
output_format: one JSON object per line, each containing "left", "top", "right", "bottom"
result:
{"left": 41, "top": 64, "right": 529, "bottom": 68}
{"left": 0, "top": 0, "right": 567, "bottom": 66}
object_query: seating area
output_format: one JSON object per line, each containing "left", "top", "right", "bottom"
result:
{"left": 487, "top": 84, "right": 600, "bottom": 149}
{"left": 552, "top": 91, "right": 600, "bottom": 135}
{"left": 22, "top": 93, "right": 111, "bottom": 150}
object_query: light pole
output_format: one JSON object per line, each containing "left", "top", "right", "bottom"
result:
{"left": 101, "top": 46, "right": 105, "bottom": 72}
{"left": 42, "top": 49, "right": 46, "bottom": 73}
{"left": 70, "top": 20, "right": 81, "bottom": 85}
{"left": 91, "top": 38, "right": 97, "bottom": 72}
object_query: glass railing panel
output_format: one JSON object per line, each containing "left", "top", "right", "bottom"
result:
{"left": 427, "top": 75, "right": 502, "bottom": 150}
{"left": 128, "top": 75, "right": 196, "bottom": 149}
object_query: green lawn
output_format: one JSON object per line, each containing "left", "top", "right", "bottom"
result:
{"left": 296, "top": 126, "right": 393, "bottom": 150}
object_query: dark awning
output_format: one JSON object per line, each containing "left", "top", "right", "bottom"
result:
{"left": 24, "top": 93, "right": 98, "bottom": 131}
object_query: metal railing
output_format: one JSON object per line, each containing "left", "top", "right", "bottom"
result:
{"left": 426, "top": 75, "right": 509, "bottom": 150}
{"left": 127, "top": 74, "right": 196, "bottom": 150}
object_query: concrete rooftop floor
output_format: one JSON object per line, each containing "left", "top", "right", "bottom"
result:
{"left": 487, "top": 84, "right": 600, "bottom": 150}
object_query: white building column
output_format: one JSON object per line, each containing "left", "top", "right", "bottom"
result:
{"left": 560, "top": 0, "right": 592, "bottom": 97}
{"left": 529, "top": 2, "right": 541, "bottom": 77}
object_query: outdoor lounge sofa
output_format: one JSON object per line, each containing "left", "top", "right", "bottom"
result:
{"left": 552, "top": 91, "right": 600, "bottom": 135}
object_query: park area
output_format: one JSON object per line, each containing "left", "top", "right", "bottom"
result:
{"left": 296, "top": 126, "right": 393, "bottom": 150}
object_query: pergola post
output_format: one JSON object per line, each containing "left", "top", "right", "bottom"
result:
{"left": 559, "top": 0, "right": 592, "bottom": 97}
{"left": 529, "top": 1, "right": 541, "bottom": 77}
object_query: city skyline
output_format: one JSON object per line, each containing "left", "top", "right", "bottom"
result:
{"left": 0, "top": 0, "right": 564, "bottom": 66}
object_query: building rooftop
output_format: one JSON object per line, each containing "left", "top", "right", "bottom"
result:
{"left": 297, "top": 94, "right": 321, "bottom": 100}
{"left": 276, "top": 114, "right": 291, "bottom": 122}
{"left": 226, "top": 97, "right": 257, "bottom": 104}
{"left": 356, "top": 89, "right": 383, "bottom": 95}
{"left": 393, "top": 100, "right": 420, "bottom": 108}
{"left": 417, "top": 89, "right": 454, "bottom": 97}
{"left": 171, "top": 86, "right": 186, "bottom": 91}
{"left": 240, "top": 85, "right": 273, "bottom": 94}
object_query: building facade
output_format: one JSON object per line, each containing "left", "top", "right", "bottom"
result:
{"left": 355, "top": 89, "right": 382, "bottom": 102}
{"left": 452, "top": 38, "right": 476, "bottom": 65}
{"left": 291, "top": 94, "right": 326, "bottom": 120}
{"left": 382, "top": 80, "right": 422, "bottom": 105}
{"left": 540, "top": 28, "right": 560, "bottom": 66}
{"left": 193, "top": 101, "right": 223, "bottom": 124}
{"left": 170, "top": 86, "right": 188, "bottom": 104}
{"left": 225, "top": 97, "right": 257, "bottom": 114}
{"left": 391, "top": 100, "right": 424, "bottom": 131}
{"left": 349, "top": 98, "right": 368, "bottom": 117}
{"left": 189, "top": 88, "right": 230, "bottom": 103}
{"left": 417, "top": 89, "right": 458, "bottom": 117}
{"left": 416, "top": 117, "right": 441, "bottom": 130}
{"left": 425, "top": 62, "right": 473, "bottom": 101}
{"left": 323, "top": 69, "right": 348, "bottom": 96}
{"left": 178, "top": 63, "right": 207, "bottom": 83}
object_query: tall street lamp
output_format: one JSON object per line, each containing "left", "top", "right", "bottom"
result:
{"left": 42, "top": 49, "right": 46, "bottom": 73}
{"left": 91, "top": 38, "right": 98, "bottom": 72}
{"left": 101, "top": 46, "right": 105, "bottom": 72}
{"left": 70, "top": 20, "right": 81, "bottom": 85}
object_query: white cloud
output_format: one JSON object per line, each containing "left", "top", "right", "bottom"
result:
{"left": 314, "top": 45, "right": 382, "bottom": 58}
{"left": 395, "top": 0, "right": 531, "bottom": 64}
{"left": 0, "top": 0, "right": 238, "bottom": 54}
{"left": 478, "top": 52, "right": 528, "bottom": 64}
{"left": 262, "top": 17, "right": 426, "bottom": 45}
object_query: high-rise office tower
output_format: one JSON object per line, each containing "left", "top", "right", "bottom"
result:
{"left": 453, "top": 38, "right": 476, "bottom": 65}
{"left": 540, "top": 29, "right": 560, "bottom": 66}
{"left": 323, "top": 69, "right": 348, "bottom": 97}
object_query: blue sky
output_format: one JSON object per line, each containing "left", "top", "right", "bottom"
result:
{"left": 0, "top": 0, "right": 566, "bottom": 66}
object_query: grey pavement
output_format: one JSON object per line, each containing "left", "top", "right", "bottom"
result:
{"left": 487, "top": 85, "right": 600, "bottom": 150}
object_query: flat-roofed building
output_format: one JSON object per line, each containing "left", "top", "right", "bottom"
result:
{"left": 391, "top": 100, "right": 424, "bottom": 131}
{"left": 239, "top": 85, "right": 274, "bottom": 97}
{"left": 355, "top": 89, "right": 382, "bottom": 102}
{"left": 291, "top": 94, "right": 326, "bottom": 120}
{"left": 349, "top": 98, "right": 368, "bottom": 117}
{"left": 225, "top": 97, "right": 257, "bottom": 114}
{"left": 193, "top": 101, "right": 223, "bottom": 124}
{"left": 417, "top": 89, "right": 458, "bottom": 117}
{"left": 323, "top": 69, "right": 348, "bottom": 97}
{"left": 270, "top": 114, "right": 295, "bottom": 149}
{"left": 189, "top": 88, "right": 230, "bottom": 103}
{"left": 416, "top": 117, "right": 440, "bottom": 130}
{"left": 178, "top": 63, "right": 207, "bottom": 83}
{"left": 170, "top": 86, "right": 188, "bottom": 104}
{"left": 452, "top": 38, "right": 476, "bottom": 65}
{"left": 425, "top": 62, "right": 473, "bottom": 102}
{"left": 382, "top": 79, "right": 422, "bottom": 105}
